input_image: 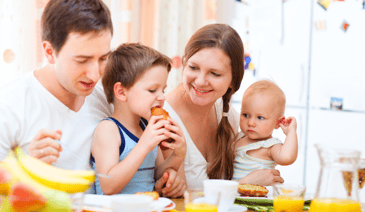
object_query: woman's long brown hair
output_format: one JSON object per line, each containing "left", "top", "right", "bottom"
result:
{"left": 183, "top": 24, "right": 244, "bottom": 179}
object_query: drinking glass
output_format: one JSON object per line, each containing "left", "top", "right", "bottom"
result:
{"left": 70, "top": 192, "right": 84, "bottom": 212}
{"left": 273, "top": 184, "right": 306, "bottom": 212}
{"left": 184, "top": 188, "right": 218, "bottom": 212}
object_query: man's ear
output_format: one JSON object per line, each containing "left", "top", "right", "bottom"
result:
{"left": 276, "top": 116, "right": 285, "bottom": 129}
{"left": 114, "top": 82, "right": 127, "bottom": 101}
{"left": 43, "top": 41, "right": 56, "bottom": 64}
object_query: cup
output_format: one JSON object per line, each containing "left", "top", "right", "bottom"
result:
{"left": 111, "top": 194, "right": 153, "bottom": 212}
{"left": 273, "top": 184, "right": 306, "bottom": 212}
{"left": 203, "top": 179, "right": 239, "bottom": 212}
{"left": 184, "top": 188, "right": 218, "bottom": 212}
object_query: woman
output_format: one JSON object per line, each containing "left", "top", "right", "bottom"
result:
{"left": 161, "top": 24, "right": 284, "bottom": 197}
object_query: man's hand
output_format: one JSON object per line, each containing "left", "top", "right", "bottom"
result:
{"left": 28, "top": 129, "right": 63, "bottom": 164}
{"left": 239, "top": 169, "right": 284, "bottom": 186}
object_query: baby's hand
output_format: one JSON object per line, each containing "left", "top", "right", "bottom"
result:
{"left": 279, "top": 116, "right": 297, "bottom": 135}
{"left": 139, "top": 115, "right": 171, "bottom": 152}
{"left": 159, "top": 118, "right": 186, "bottom": 159}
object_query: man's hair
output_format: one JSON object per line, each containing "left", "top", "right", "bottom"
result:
{"left": 102, "top": 43, "right": 172, "bottom": 104}
{"left": 244, "top": 80, "right": 286, "bottom": 116}
{"left": 41, "top": 0, "right": 113, "bottom": 54}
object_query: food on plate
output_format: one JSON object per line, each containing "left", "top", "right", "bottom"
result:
{"left": 134, "top": 191, "right": 160, "bottom": 200}
{"left": 151, "top": 107, "right": 174, "bottom": 143}
{"left": 238, "top": 184, "right": 269, "bottom": 197}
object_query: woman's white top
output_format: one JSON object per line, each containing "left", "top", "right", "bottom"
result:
{"left": 163, "top": 99, "right": 239, "bottom": 189}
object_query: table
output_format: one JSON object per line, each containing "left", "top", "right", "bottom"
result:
{"left": 171, "top": 198, "right": 309, "bottom": 212}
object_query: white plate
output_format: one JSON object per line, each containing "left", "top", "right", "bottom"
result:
{"left": 229, "top": 204, "right": 248, "bottom": 212}
{"left": 83, "top": 194, "right": 176, "bottom": 211}
{"left": 151, "top": 197, "right": 176, "bottom": 210}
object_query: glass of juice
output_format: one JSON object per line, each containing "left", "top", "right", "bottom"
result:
{"left": 184, "top": 188, "right": 218, "bottom": 212}
{"left": 309, "top": 198, "right": 361, "bottom": 212}
{"left": 273, "top": 184, "right": 306, "bottom": 212}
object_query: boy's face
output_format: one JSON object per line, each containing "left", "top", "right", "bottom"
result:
{"left": 125, "top": 65, "right": 168, "bottom": 120}
{"left": 240, "top": 92, "right": 282, "bottom": 141}
{"left": 52, "top": 30, "right": 112, "bottom": 97}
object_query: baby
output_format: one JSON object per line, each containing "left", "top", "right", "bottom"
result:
{"left": 233, "top": 80, "right": 298, "bottom": 180}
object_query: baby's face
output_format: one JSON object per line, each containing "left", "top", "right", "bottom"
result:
{"left": 239, "top": 92, "right": 282, "bottom": 141}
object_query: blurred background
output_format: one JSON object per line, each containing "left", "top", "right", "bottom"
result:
{"left": 1, "top": 0, "right": 365, "bottom": 200}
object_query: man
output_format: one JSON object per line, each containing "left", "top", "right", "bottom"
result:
{"left": 0, "top": 0, "right": 113, "bottom": 170}
{"left": 0, "top": 0, "right": 183, "bottom": 197}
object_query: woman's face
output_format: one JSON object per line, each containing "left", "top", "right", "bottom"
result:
{"left": 182, "top": 48, "right": 232, "bottom": 106}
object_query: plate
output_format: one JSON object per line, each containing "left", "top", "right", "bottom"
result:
{"left": 83, "top": 194, "right": 176, "bottom": 211}
{"left": 151, "top": 197, "right": 176, "bottom": 210}
{"left": 235, "top": 186, "right": 313, "bottom": 204}
{"left": 229, "top": 204, "right": 248, "bottom": 212}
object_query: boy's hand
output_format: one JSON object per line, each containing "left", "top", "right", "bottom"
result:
{"left": 159, "top": 117, "right": 186, "bottom": 159}
{"left": 279, "top": 116, "right": 297, "bottom": 135}
{"left": 139, "top": 115, "right": 171, "bottom": 152}
{"left": 28, "top": 129, "right": 63, "bottom": 164}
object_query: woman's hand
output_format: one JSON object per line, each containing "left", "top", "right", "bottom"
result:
{"left": 238, "top": 169, "right": 284, "bottom": 186}
{"left": 154, "top": 167, "right": 187, "bottom": 198}
{"left": 28, "top": 129, "right": 63, "bottom": 164}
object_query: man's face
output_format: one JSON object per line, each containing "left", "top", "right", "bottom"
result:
{"left": 52, "top": 30, "right": 112, "bottom": 97}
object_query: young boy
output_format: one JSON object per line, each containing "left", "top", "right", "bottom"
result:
{"left": 91, "top": 43, "right": 186, "bottom": 195}
{"left": 233, "top": 80, "right": 298, "bottom": 180}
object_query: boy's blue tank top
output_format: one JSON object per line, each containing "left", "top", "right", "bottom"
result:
{"left": 91, "top": 117, "right": 157, "bottom": 194}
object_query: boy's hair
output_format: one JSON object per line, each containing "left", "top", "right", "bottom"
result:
{"left": 102, "top": 43, "right": 172, "bottom": 104}
{"left": 42, "top": 0, "right": 113, "bottom": 55}
{"left": 244, "top": 80, "right": 286, "bottom": 116}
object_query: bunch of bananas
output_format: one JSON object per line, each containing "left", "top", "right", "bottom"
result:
{"left": 0, "top": 147, "right": 95, "bottom": 211}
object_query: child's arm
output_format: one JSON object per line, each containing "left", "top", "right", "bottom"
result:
{"left": 154, "top": 117, "right": 186, "bottom": 180}
{"left": 268, "top": 116, "right": 298, "bottom": 166}
{"left": 92, "top": 116, "right": 170, "bottom": 195}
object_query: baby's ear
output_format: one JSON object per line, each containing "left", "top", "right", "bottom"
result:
{"left": 114, "top": 82, "right": 127, "bottom": 101}
{"left": 276, "top": 116, "right": 285, "bottom": 129}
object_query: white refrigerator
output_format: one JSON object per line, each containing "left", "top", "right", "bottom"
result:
{"left": 231, "top": 0, "right": 365, "bottom": 200}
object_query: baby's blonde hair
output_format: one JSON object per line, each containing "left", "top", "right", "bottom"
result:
{"left": 243, "top": 80, "right": 286, "bottom": 116}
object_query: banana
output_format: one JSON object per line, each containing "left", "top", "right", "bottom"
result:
{"left": 1, "top": 151, "right": 51, "bottom": 193}
{"left": 15, "top": 147, "right": 95, "bottom": 181}
{"left": 15, "top": 147, "right": 93, "bottom": 193}
{"left": 1, "top": 151, "right": 73, "bottom": 211}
